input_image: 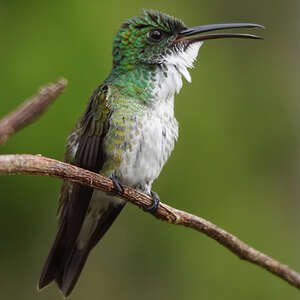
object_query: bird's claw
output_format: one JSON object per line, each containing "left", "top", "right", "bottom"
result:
{"left": 110, "top": 175, "right": 124, "bottom": 195}
{"left": 144, "top": 191, "right": 160, "bottom": 213}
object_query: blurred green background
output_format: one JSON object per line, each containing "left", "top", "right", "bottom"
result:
{"left": 1, "top": 0, "right": 300, "bottom": 299}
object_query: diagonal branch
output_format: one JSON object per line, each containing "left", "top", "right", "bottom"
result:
{"left": 0, "top": 78, "right": 67, "bottom": 146}
{"left": 0, "top": 153, "right": 300, "bottom": 290}
{"left": 0, "top": 79, "right": 299, "bottom": 291}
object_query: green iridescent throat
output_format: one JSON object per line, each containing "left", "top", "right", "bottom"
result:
{"left": 106, "top": 64, "right": 158, "bottom": 102}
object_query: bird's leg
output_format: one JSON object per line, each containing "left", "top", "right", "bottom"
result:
{"left": 144, "top": 191, "right": 160, "bottom": 213}
{"left": 110, "top": 175, "right": 124, "bottom": 195}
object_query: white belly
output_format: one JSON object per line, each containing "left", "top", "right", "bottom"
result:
{"left": 116, "top": 96, "right": 178, "bottom": 193}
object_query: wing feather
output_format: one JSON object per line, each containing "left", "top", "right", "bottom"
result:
{"left": 39, "top": 84, "right": 112, "bottom": 290}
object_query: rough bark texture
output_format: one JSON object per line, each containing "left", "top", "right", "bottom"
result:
{"left": 0, "top": 79, "right": 300, "bottom": 291}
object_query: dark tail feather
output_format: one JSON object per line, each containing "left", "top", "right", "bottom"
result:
{"left": 61, "top": 202, "right": 125, "bottom": 297}
{"left": 59, "top": 246, "right": 91, "bottom": 297}
{"left": 38, "top": 202, "right": 125, "bottom": 297}
{"left": 38, "top": 219, "right": 68, "bottom": 290}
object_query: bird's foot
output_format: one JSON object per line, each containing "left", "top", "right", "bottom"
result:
{"left": 144, "top": 191, "right": 160, "bottom": 213}
{"left": 110, "top": 175, "right": 124, "bottom": 195}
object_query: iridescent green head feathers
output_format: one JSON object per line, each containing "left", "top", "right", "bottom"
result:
{"left": 112, "top": 9, "right": 263, "bottom": 71}
{"left": 112, "top": 9, "right": 186, "bottom": 69}
{"left": 108, "top": 10, "right": 263, "bottom": 101}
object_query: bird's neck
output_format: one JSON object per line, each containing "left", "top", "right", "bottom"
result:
{"left": 106, "top": 43, "right": 202, "bottom": 104}
{"left": 106, "top": 63, "right": 156, "bottom": 103}
{"left": 106, "top": 62, "right": 186, "bottom": 104}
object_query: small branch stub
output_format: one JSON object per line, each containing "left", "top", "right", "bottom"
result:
{"left": 0, "top": 78, "right": 67, "bottom": 145}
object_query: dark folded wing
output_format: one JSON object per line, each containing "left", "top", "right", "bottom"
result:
{"left": 59, "top": 84, "right": 111, "bottom": 263}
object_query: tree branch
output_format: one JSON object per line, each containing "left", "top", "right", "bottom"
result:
{"left": 0, "top": 78, "right": 67, "bottom": 145}
{"left": 0, "top": 79, "right": 299, "bottom": 291}
{"left": 0, "top": 153, "right": 300, "bottom": 290}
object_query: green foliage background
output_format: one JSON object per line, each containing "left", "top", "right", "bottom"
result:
{"left": 1, "top": 0, "right": 300, "bottom": 299}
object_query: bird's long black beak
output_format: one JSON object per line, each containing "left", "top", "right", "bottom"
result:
{"left": 175, "top": 23, "right": 264, "bottom": 43}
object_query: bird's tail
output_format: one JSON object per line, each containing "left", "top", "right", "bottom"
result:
{"left": 38, "top": 202, "right": 125, "bottom": 297}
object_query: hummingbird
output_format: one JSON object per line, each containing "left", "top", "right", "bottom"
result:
{"left": 38, "top": 9, "right": 263, "bottom": 297}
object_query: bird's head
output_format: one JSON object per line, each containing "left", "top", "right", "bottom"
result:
{"left": 112, "top": 9, "right": 263, "bottom": 75}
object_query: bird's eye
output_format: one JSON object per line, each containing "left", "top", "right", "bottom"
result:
{"left": 147, "top": 29, "right": 164, "bottom": 42}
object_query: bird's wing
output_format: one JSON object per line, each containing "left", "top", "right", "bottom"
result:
{"left": 57, "top": 84, "right": 111, "bottom": 220}
{"left": 39, "top": 84, "right": 119, "bottom": 292}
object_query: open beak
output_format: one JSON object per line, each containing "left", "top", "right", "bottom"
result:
{"left": 175, "top": 23, "right": 264, "bottom": 43}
